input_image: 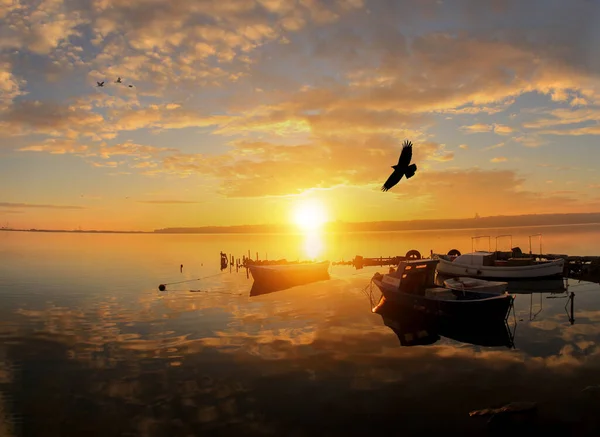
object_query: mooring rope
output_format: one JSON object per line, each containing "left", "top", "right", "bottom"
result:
{"left": 158, "top": 272, "right": 226, "bottom": 291}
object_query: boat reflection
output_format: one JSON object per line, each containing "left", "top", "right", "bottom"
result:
{"left": 373, "top": 296, "right": 516, "bottom": 348}
{"left": 437, "top": 274, "right": 576, "bottom": 324}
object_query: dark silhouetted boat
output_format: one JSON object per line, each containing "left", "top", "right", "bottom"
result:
{"left": 371, "top": 259, "right": 514, "bottom": 323}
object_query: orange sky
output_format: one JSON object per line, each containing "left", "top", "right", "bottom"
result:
{"left": 2, "top": 0, "right": 600, "bottom": 231}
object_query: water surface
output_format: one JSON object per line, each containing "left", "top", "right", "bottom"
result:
{"left": 2, "top": 227, "right": 600, "bottom": 436}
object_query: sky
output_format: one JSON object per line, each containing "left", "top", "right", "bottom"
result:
{"left": 2, "top": 0, "right": 600, "bottom": 231}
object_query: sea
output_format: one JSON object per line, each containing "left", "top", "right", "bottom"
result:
{"left": 2, "top": 224, "right": 600, "bottom": 436}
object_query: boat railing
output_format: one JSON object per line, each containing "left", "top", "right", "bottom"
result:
{"left": 471, "top": 235, "right": 491, "bottom": 252}
{"left": 495, "top": 234, "right": 513, "bottom": 252}
{"left": 528, "top": 234, "right": 543, "bottom": 257}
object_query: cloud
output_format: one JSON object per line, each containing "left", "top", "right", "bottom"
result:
{"left": 482, "top": 142, "right": 504, "bottom": 151}
{"left": 0, "top": 100, "right": 105, "bottom": 139}
{"left": 91, "top": 161, "right": 119, "bottom": 168}
{"left": 0, "top": 202, "right": 85, "bottom": 210}
{"left": 136, "top": 200, "right": 202, "bottom": 204}
{"left": 18, "top": 139, "right": 89, "bottom": 154}
{"left": 459, "top": 144, "right": 469, "bottom": 150}
{"left": 461, "top": 123, "right": 493, "bottom": 133}
{"left": 513, "top": 135, "right": 545, "bottom": 148}
{"left": 490, "top": 157, "right": 507, "bottom": 163}
{"left": 522, "top": 108, "right": 600, "bottom": 131}
{"left": 461, "top": 123, "right": 513, "bottom": 135}
{"left": 155, "top": 137, "right": 451, "bottom": 197}
{"left": 391, "top": 168, "right": 600, "bottom": 218}
{"left": 493, "top": 124, "right": 513, "bottom": 134}
{"left": 0, "top": 0, "right": 87, "bottom": 55}
{"left": 538, "top": 125, "right": 600, "bottom": 136}
{"left": 0, "top": 61, "right": 27, "bottom": 110}
{"left": 96, "top": 142, "right": 177, "bottom": 159}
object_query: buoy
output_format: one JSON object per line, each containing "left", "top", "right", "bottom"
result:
{"left": 405, "top": 249, "right": 422, "bottom": 260}
{"left": 447, "top": 249, "right": 461, "bottom": 257}
{"left": 158, "top": 284, "right": 166, "bottom": 291}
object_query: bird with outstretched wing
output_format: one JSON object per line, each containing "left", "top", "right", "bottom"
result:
{"left": 381, "top": 140, "right": 417, "bottom": 192}
{"left": 96, "top": 81, "right": 104, "bottom": 87}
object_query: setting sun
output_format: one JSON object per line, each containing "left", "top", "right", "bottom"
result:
{"left": 292, "top": 200, "right": 328, "bottom": 231}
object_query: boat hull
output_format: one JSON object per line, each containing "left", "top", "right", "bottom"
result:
{"left": 443, "top": 277, "right": 508, "bottom": 294}
{"left": 248, "top": 261, "right": 330, "bottom": 292}
{"left": 436, "top": 258, "right": 565, "bottom": 280}
{"left": 372, "top": 279, "right": 514, "bottom": 323}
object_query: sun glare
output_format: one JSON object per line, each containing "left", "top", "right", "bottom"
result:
{"left": 292, "top": 200, "right": 328, "bottom": 231}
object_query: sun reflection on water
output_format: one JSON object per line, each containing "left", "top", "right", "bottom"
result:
{"left": 302, "top": 231, "right": 325, "bottom": 260}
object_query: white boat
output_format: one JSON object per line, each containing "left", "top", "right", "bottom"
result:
{"left": 443, "top": 277, "right": 508, "bottom": 294}
{"left": 436, "top": 251, "right": 565, "bottom": 280}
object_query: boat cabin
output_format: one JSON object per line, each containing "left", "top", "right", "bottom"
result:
{"left": 381, "top": 259, "right": 453, "bottom": 297}
{"left": 452, "top": 251, "right": 535, "bottom": 267}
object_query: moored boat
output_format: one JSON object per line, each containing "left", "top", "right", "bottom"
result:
{"left": 371, "top": 259, "right": 514, "bottom": 323}
{"left": 435, "top": 251, "right": 565, "bottom": 280}
{"left": 248, "top": 260, "right": 330, "bottom": 291}
{"left": 443, "top": 277, "right": 508, "bottom": 294}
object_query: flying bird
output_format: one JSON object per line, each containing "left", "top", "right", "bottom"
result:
{"left": 96, "top": 81, "right": 105, "bottom": 87}
{"left": 128, "top": 84, "right": 134, "bottom": 88}
{"left": 116, "top": 77, "right": 122, "bottom": 83}
{"left": 381, "top": 140, "right": 417, "bottom": 192}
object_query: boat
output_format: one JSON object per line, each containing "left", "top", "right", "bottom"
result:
{"left": 248, "top": 260, "right": 330, "bottom": 292}
{"left": 435, "top": 234, "right": 565, "bottom": 280}
{"left": 435, "top": 251, "right": 565, "bottom": 280}
{"left": 371, "top": 259, "right": 514, "bottom": 323}
{"left": 443, "top": 277, "right": 508, "bottom": 294}
{"left": 373, "top": 296, "right": 515, "bottom": 348}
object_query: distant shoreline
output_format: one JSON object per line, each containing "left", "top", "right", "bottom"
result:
{"left": 3, "top": 212, "right": 600, "bottom": 235}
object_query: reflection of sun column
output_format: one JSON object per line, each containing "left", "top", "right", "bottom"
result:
{"left": 303, "top": 230, "right": 324, "bottom": 260}
{"left": 292, "top": 199, "right": 328, "bottom": 260}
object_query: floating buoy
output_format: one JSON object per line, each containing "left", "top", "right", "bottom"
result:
{"left": 158, "top": 284, "right": 166, "bottom": 291}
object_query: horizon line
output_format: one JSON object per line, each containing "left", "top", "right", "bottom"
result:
{"left": 3, "top": 211, "right": 600, "bottom": 234}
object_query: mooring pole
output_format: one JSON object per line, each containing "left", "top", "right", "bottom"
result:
{"left": 570, "top": 292, "right": 575, "bottom": 325}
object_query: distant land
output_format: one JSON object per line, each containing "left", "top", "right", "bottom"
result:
{"left": 2, "top": 212, "right": 600, "bottom": 234}
{"left": 154, "top": 212, "right": 600, "bottom": 234}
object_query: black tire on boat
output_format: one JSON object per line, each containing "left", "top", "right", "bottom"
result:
{"left": 405, "top": 249, "right": 421, "bottom": 260}
{"left": 447, "top": 249, "right": 461, "bottom": 257}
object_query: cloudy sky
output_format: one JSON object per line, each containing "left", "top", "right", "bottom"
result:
{"left": 1, "top": 0, "right": 600, "bottom": 231}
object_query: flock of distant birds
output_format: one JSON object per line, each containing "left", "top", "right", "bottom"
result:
{"left": 96, "top": 77, "right": 134, "bottom": 88}
{"left": 94, "top": 76, "right": 416, "bottom": 194}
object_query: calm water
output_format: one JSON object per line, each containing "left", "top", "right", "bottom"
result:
{"left": 2, "top": 226, "right": 600, "bottom": 436}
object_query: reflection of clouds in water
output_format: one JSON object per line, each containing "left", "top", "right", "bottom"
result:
{"left": 7, "top": 274, "right": 600, "bottom": 434}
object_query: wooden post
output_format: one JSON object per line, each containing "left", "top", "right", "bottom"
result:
{"left": 570, "top": 292, "right": 575, "bottom": 325}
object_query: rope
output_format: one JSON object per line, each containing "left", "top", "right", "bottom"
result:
{"left": 160, "top": 272, "right": 225, "bottom": 287}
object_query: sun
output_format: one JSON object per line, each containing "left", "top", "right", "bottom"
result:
{"left": 292, "top": 200, "right": 328, "bottom": 231}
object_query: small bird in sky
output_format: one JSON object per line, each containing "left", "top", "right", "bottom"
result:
{"left": 128, "top": 84, "right": 134, "bottom": 88}
{"left": 116, "top": 77, "right": 122, "bottom": 83}
{"left": 96, "top": 81, "right": 105, "bottom": 87}
{"left": 381, "top": 140, "right": 417, "bottom": 192}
